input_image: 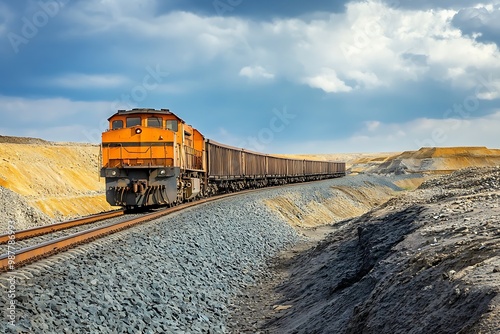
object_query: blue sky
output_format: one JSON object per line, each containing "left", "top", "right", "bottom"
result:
{"left": 0, "top": 0, "right": 499, "bottom": 153}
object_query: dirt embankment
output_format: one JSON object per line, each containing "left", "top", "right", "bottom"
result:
{"left": 0, "top": 137, "right": 114, "bottom": 229}
{"left": 263, "top": 181, "right": 397, "bottom": 229}
{"left": 285, "top": 147, "right": 500, "bottom": 177}
{"left": 369, "top": 147, "right": 500, "bottom": 175}
{"left": 233, "top": 167, "right": 500, "bottom": 333}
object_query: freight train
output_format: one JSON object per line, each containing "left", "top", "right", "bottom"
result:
{"left": 100, "top": 108, "right": 346, "bottom": 209}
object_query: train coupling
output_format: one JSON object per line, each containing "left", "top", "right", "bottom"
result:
{"left": 132, "top": 180, "right": 148, "bottom": 193}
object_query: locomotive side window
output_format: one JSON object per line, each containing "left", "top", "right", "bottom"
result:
{"left": 112, "top": 120, "right": 123, "bottom": 130}
{"left": 147, "top": 117, "right": 163, "bottom": 128}
{"left": 166, "top": 120, "right": 178, "bottom": 132}
{"left": 126, "top": 117, "right": 141, "bottom": 127}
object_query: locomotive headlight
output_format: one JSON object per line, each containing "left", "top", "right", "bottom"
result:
{"left": 135, "top": 128, "right": 142, "bottom": 134}
{"left": 106, "top": 169, "right": 119, "bottom": 177}
{"left": 159, "top": 169, "right": 166, "bottom": 175}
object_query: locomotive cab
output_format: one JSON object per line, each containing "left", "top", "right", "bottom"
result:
{"left": 101, "top": 108, "right": 206, "bottom": 208}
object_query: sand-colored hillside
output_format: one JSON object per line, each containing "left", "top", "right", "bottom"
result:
{"left": 0, "top": 138, "right": 114, "bottom": 219}
{"left": 283, "top": 147, "right": 500, "bottom": 175}
{"left": 374, "top": 147, "right": 500, "bottom": 174}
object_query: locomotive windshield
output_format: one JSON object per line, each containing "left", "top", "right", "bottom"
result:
{"left": 126, "top": 117, "right": 141, "bottom": 127}
{"left": 166, "top": 120, "right": 178, "bottom": 132}
{"left": 112, "top": 120, "right": 123, "bottom": 130}
{"left": 147, "top": 117, "right": 163, "bottom": 128}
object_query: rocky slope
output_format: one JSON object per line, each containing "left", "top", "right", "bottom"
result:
{"left": 0, "top": 136, "right": 114, "bottom": 227}
{"left": 231, "top": 167, "right": 500, "bottom": 333}
{"left": 0, "top": 187, "right": 52, "bottom": 233}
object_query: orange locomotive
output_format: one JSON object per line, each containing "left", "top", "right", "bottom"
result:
{"left": 101, "top": 108, "right": 346, "bottom": 209}
{"left": 101, "top": 108, "right": 205, "bottom": 208}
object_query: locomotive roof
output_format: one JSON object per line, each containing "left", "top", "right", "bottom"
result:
{"left": 108, "top": 108, "right": 186, "bottom": 123}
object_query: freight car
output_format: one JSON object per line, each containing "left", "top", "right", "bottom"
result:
{"left": 100, "top": 108, "right": 345, "bottom": 209}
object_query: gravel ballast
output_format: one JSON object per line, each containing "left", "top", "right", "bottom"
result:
{"left": 0, "top": 186, "right": 53, "bottom": 234}
{"left": 0, "top": 175, "right": 401, "bottom": 333}
{"left": 244, "top": 167, "right": 500, "bottom": 333}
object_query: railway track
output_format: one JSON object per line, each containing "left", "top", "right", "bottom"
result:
{"left": 0, "top": 210, "right": 125, "bottom": 245}
{"left": 0, "top": 188, "right": 283, "bottom": 272}
{"left": 0, "top": 210, "right": 139, "bottom": 257}
{"left": 0, "top": 176, "right": 344, "bottom": 272}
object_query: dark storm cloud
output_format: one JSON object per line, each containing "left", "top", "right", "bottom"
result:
{"left": 452, "top": 6, "right": 500, "bottom": 47}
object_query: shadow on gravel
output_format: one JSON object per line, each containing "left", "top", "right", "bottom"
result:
{"left": 264, "top": 205, "right": 496, "bottom": 334}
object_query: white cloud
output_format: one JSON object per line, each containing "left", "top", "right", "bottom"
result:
{"left": 304, "top": 68, "right": 352, "bottom": 92}
{"left": 475, "top": 75, "right": 500, "bottom": 99}
{"left": 365, "top": 120, "right": 381, "bottom": 131}
{"left": 0, "top": 95, "right": 112, "bottom": 121}
{"left": 55, "top": 8, "right": 237, "bottom": 63}
{"left": 283, "top": 111, "right": 500, "bottom": 153}
{"left": 0, "top": 0, "right": 479, "bottom": 101}
{"left": 451, "top": 3, "right": 500, "bottom": 67}
{"left": 239, "top": 65, "right": 275, "bottom": 79}
{"left": 169, "top": 109, "right": 500, "bottom": 153}
{"left": 48, "top": 73, "right": 131, "bottom": 89}
{"left": 62, "top": 1, "right": 500, "bottom": 96}
{"left": 0, "top": 95, "right": 105, "bottom": 123}
{"left": 0, "top": 96, "right": 114, "bottom": 142}
{"left": 346, "top": 70, "right": 383, "bottom": 89}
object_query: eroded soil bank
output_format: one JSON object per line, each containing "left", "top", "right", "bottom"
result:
{"left": 230, "top": 167, "right": 500, "bottom": 333}
{"left": 0, "top": 136, "right": 111, "bottom": 224}
{"left": 0, "top": 137, "right": 115, "bottom": 231}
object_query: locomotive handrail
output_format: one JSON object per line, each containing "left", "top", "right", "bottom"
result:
{"left": 122, "top": 146, "right": 152, "bottom": 154}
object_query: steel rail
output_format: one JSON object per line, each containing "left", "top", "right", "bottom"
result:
{"left": 0, "top": 210, "right": 125, "bottom": 244}
{"left": 0, "top": 176, "right": 342, "bottom": 272}
{"left": 0, "top": 191, "right": 249, "bottom": 271}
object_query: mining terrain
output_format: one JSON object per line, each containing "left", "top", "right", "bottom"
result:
{"left": 284, "top": 146, "right": 500, "bottom": 175}
{"left": 230, "top": 167, "right": 500, "bottom": 333}
{"left": 0, "top": 136, "right": 115, "bottom": 232}
{"left": 0, "top": 135, "right": 499, "bottom": 333}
